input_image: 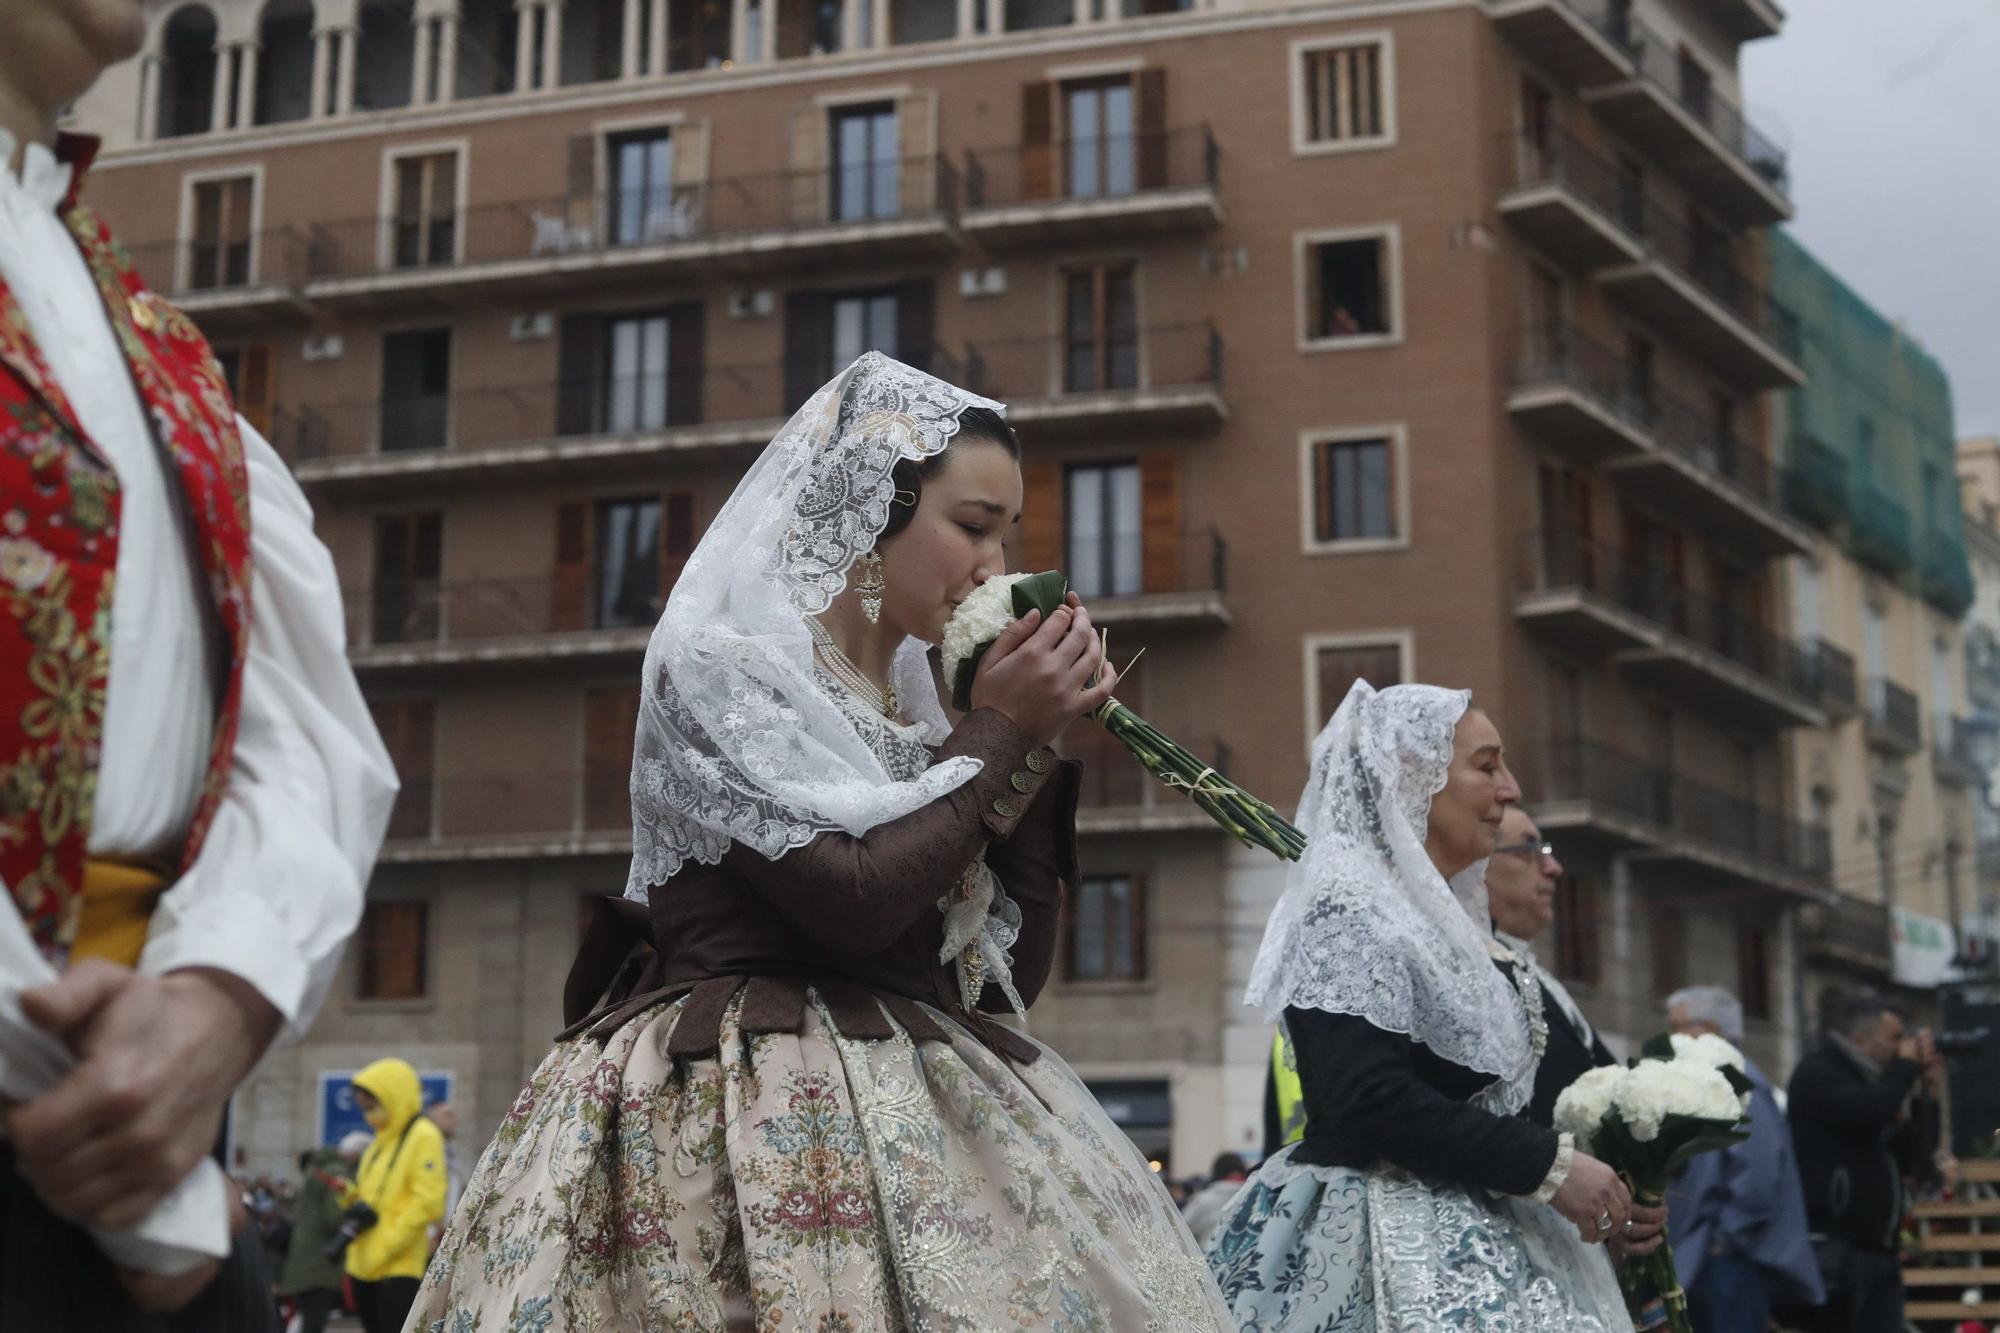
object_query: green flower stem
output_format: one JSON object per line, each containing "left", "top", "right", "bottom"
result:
{"left": 1096, "top": 701, "right": 1306, "bottom": 861}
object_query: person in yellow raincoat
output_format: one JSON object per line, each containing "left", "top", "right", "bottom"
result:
{"left": 341, "top": 1059, "right": 446, "bottom": 1333}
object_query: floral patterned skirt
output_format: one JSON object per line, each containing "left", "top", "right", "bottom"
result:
{"left": 1203, "top": 1146, "right": 1634, "bottom": 1333}
{"left": 410, "top": 987, "right": 1231, "bottom": 1332}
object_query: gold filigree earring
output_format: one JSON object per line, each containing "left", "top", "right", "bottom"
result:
{"left": 855, "top": 551, "right": 886, "bottom": 624}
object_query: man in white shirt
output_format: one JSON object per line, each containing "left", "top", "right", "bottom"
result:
{"left": 0, "top": 0, "right": 397, "bottom": 1321}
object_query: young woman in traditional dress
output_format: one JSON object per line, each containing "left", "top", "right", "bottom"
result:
{"left": 410, "top": 352, "right": 1232, "bottom": 1331}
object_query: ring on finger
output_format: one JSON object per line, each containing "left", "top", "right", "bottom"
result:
{"left": 1622, "top": 1219, "right": 1633, "bottom": 1234}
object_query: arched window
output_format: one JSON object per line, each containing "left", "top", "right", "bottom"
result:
{"left": 158, "top": 5, "right": 221, "bottom": 138}
{"left": 254, "top": 0, "right": 316, "bottom": 124}
{"left": 354, "top": 0, "right": 416, "bottom": 111}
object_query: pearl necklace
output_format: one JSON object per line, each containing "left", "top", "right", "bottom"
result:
{"left": 807, "top": 617, "right": 898, "bottom": 719}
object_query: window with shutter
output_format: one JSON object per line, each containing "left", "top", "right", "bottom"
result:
{"left": 830, "top": 103, "right": 899, "bottom": 221}
{"left": 1298, "top": 40, "right": 1387, "bottom": 147}
{"left": 1062, "top": 78, "right": 1134, "bottom": 199}
{"left": 1312, "top": 639, "right": 1404, "bottom": 729}
{"left": 392, "top": 151, "right": 458, "bottom": 267}
{"left": 583, "top": 685, "right": 640, "bottom": 830}
{"left": 1308, "top": 433, "right": 1396, "bottom": 546}
{"left": 661, "top": 490, "right": 697, "bottom": 592}
{"left": 1554, "top": 873, "right": 1602, "bottom": 985}
{"left": 1065, "top": 463, "right": 1142, "bottom": 599}
{"left": 190, "top": 176, "right": 256, "bottom": 289}
{"left": 370, "top": 696, "right": 436, "bottom": 840}
{"left": 666, "top": 0, "right": 732, "bottom": 71}
{"left": 830, "top": 290, "right": 900, "bottom": 370}
{"left": 595, "top": 496, "right": 662, "bottom": 628}
{"left": 608, "top": 130, "right": 676, "bottom": 244}
{"left": 1065, "top": 875, "right": 1146, "bottom": 981}
{"left": 605, "top": 313, "right": 671, "bottom": 433}
{"left": 357, "top": 900, "right": 429, "bottom": 1000}
{"left": 217, "top": 345, "right": 277, "bottom": 437}
{"left": 1063, "top": 264, "right": 1137, "bottom": 393}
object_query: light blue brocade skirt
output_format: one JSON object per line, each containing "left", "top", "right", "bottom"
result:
{"left": 1204, "top": 1145, "right": 1635, "bottom": 1332}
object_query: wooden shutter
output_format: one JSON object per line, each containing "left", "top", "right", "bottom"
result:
{"left": 1134, "top": 68, "right": 1168, "bottom": 189}
{"left": 895, "top": 280, "right": 935, "bottom": 371}
{"left": 583, "top": 685, "right": 639, "bottom": 831}
{"left": 788, "top": 102, "right": 827, "bottom": 223}
{"left": 1139, "top": 453, "right": 1179, "bottom": 593}
{"left": 660, "top": 490, "right": 696, "bottom": 595}
{"left": 236, "top": 344, "right": 275, "bottom": 437}
{"left": 371, "top": 696, "right": 436, "bottom": 841}
{"left": 784, "top": 290, "right": 830, "bottom": 410}
{"left": 359, "top": 900, "right": 428, "bottom": 999}
{"left": 566, "top": 132, "right": 598, "bottom": 235}
{"left": 556, "top": 313, "right": 603, "bottom": 436}
{"left": 1020, "top": 81, "right": 1053, "bottom": 201}
{"left": 899, "top": 88, "right": 938, "bottom": 213}
{"left": 671, "top": 118, "right": 710, "bottom": 233}
{"left": 552, "top": 500, "right": 592, "bottom": 631}
{"left": 1019, "top": 460, "right": 1061, "bottom": 574}
{"left": 666, "top": 301, "right": 705, "bottom": 426}
{"left": 1316, "top": 642, "right": 1402, "bottom": 727}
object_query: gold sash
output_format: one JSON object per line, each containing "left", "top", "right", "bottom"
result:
{"left": 71, "top": 857, "right": 171, "bottom": 968}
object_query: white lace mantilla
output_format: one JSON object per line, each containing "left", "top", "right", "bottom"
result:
{"left": 1245, "top": 681, "right": 1538, "bottom": 1115}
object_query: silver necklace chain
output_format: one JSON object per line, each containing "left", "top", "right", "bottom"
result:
{"left": 807, "top": 617, "right": 898, "bottom": 719}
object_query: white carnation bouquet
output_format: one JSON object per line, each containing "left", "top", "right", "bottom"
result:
{"left": 943, "top": 571, "right": 1304, "bottom": 861}
{"left": 1553, "top": 1034, "right": 1756, "bottom": 1333}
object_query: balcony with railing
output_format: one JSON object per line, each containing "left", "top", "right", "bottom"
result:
{"left": 296, "top": 157, "right": 960, "bottom": 308}
{"left": 378, "top": 767, "right": 634, "bottom": 862}
{"left": 1782, "top": 433, "right": 1849, "bottom": 532}
{"left": 1532, "top": 735, "right": 1829, "bottom": 890}
{"left": 347, "top": 574, "right": 655, "bottom": 672}
{"left": 1805, "top": 639, "right": 1858, "bottom": 718}
{"left": 1934, "top": 714, "right": 1987, "bottom": 788}
{"left": 1850, "top": 487, "right": 1914, "bottom": 575}
{"left": 1065, "top": 527, "right": 1229, "bottom": 632}
{"left": 1803, "top": 891, "right": 1893, "bottom": 978}
{"left": 1695, "top": 0, "right": 1784, "bottom": 43}
{"left": 1582, "top": 17, "right": 1792, "bottom": 225}
{"left": 1596, "top": 199, "right": 1805, "bottom": 390}
{"left": 1864, "top": 677, "right": 1923, "bottom": 756}
{"left": 1498, "top": 130, "right": 1648, "bottom": 270}
{"left": 122, "top": 227, "right": 313, "bottom": 329}
{"left": 1061, "top": 724, "right": 1232, "bottom": 836}
{"left": 1969, "top": 626, "right": 2000, "bottom": 713}
{"left": 277, "top": 361, "right": 790, "bottom": 495}
{"left": 1508, "top": 324, "right": 1808, "bottom": 555}
{"left": 1516, "top": 528, "right": 1825, "bottom": 727}
{"left": 1484, "top": 0, "right": 1636, "bottom": 89}
{"left": 963, "top": 323, "right": 1225, "bottom": 435}
{"left": 962, "top": 127, "right": 1220, "bottom": 246}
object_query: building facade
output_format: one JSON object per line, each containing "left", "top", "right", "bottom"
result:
{"left": 1956, "top": 435, "right": 2000, "bottom": 963}
{"left": 1771, "top": 232, "right": 1981, "bottom": 1032}
{"left": 70, "top": 0, "right": 1812, "bottom": 1176}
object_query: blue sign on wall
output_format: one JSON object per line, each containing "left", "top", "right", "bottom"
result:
{"left": 318, "top": 1070, "right": 454, "bottom": 1147}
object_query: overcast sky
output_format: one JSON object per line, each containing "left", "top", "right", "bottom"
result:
{"left": 1741, "top": 2, "right": 2000, "bottom": 438}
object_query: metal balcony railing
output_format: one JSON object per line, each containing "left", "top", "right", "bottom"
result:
{"left": 1804, "top": 639, "right": 1858, "bottom": 715}
{"left": 123, "top": 227, "right": 310, "bottom": 297}
{"left": 383, "top": 767, "right": 634, "bottom": 846}
{"left": 1524, "top": 528, "right": 1816, "bottom": 696}
{"left": 1504, "top": 127, "right": 1647, "bottom": 238}
{"left": 963, "top": 323, "right": 1223, "bottom": 402}
{"left": 1062, "top": 526, "right": 1228, "bottom": 604}
{"left": 1535, "top": 735, "right": 1829, "bottom": 877}
{"left": 301, "top": 156, "right": 960, "bottom": 284}
{"left": 1620, "top": 16, "right": 1792, "bottom": 199}
{"left": 1805, "top": 892, "right": 1893, "bottom": 969}
{"left": 1865, "top": 677, "right": 1922, "bottom": 752}
{"left": 271, "top": 361, "right": 794, "bottom": 463}
{"left": 353, "top": 573, "right": 665, "bottom": 651}
{"left": 964, "top": 126, "right": 1218, "bottom": 209}
{"left": 1621, "top": 194, "right": 1802, "bottom": 362}
{"left": 1062, "top": 725, "right": 1230, "bottom": 814}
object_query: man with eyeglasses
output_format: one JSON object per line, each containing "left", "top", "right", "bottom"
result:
{"left": 1485, "top": 807, "right": 1616, "bottom": 1127}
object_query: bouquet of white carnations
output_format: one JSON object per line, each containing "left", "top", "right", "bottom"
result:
{"left": 1552, "top": 1034, "right": 1756, "bottom": 1333}
{"left": 943, "top": 571, "right": 1305, "bottom": 861}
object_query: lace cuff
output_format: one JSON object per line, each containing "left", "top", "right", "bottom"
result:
{"left": 1529, "top": 1132, "right": 1574, "bottom": 1203}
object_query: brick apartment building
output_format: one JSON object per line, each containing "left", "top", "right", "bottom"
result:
{"left": 69, "top": 0, "right": 1819, "bottom": 1175}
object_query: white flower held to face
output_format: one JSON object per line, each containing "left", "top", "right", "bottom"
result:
{"left": 941, "top": 572, "right": 1033, "bottom": 698}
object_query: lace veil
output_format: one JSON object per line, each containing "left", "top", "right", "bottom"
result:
{"left": 1244, "top": 680, "right": 1536, "bottom": 1114}
{"left": 623, "top": 352, "right": 1005, "bottom": 896}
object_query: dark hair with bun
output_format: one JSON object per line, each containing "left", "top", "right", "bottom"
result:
{"left": 878, "top": 406, "right": 1020, "bottom": 542}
